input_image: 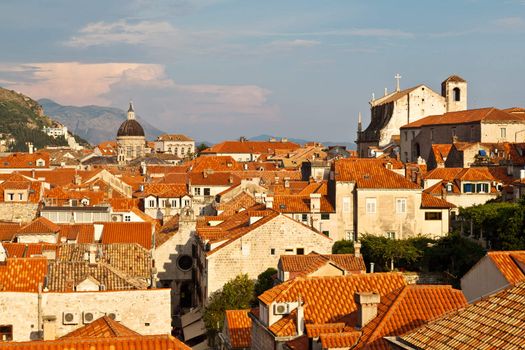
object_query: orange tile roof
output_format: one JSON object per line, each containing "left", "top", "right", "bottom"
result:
{"left": 431, "top": 144, "right": 452, "bottom": 164}
{"left": 487, "top": 251, "right": 525, "bottom": 284}
{"left": 107, "top": 198, "right": 140, "bottom": 211}
{"left": 401, "top": 107, "right": 525, "bottom": 129}
{"left": 18, "top": 217, "right": 60, "bottom": 235}
{"left": 0, "top": 173, "right": 44, "bottom": 203}
{"left": 58, "top": 224, "right": 95, "bottom": 243}
{"left": 320, "top": 332, "right": 360, "bottom": 349}
{"left": 280, "top": 253, "right": 366, "bottom": 278}
{"left": 334, "top": 159, "right": 420, "bottom": 189}
{"left": 157, "top": 134, "right": 193, "bottom": 142}
{"left": 203, "top": 140, "right": 300, "bottom": 155}
{"left": 2, "top": 243, "right": 56, "bottom": 258}
{"left": 0, "top": 222, "right": 21, "bottom": 241}
{"left": 142, "top": 183, "right": 188, "bottom": 198}
{"left": 397, "top": 281, "right": 525, "bottom": 350}
{"left": 0, "top": 334, "right": 191, "bottom": 350}
{"left": 421, "top": 193, "right": 455, "bottom": 209}
{"left": 60, "top": 316, "right": 139, "bottom": 339}
{"left": 258, "top": 273, "right": 407, "bottom": 336}
{"left": 358, "top": 285, "right": 467, "bottom": 350}
{"left": 101, "top": 222, "right": 153, "bottom": 249}
{"left": 225, "top": 309, "right": 252, "bottom": 348}
{"left": 0, "top": 257, "right": 48, "bottom": 292}
{"left": 272, "top": 195, "right": 335, "bottom": 213}
{"left": 0, "top": 152, "right": 50, "bottom": 168}
{"left": 189, "top": 171, "right": 240, "bottom": 186}
{"left": 216, "top": 191, "right": 257, "bottom": 216}
{"left": 305, "top": 323, "right": 346, "bottom": 338}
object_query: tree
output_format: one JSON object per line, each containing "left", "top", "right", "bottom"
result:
{"left": 254, "top": 268, "right": 277, "bottom": 299}
{"left": 196, "top": 143, "right": 209, "bottom": 154}
{"left": 360, "top": 235, "right": 423, "bottom": 272}
{"left": 332, "top": 240, "right": 355, "bottom": 254}
{"left": 203, "top": 274, "right": 255, "bottom": 334}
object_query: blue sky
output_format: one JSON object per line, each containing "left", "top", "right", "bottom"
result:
{"left": 0, "top": 0, "right": 524, "bottom": 143}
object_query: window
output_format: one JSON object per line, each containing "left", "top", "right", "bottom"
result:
{"left": 342, "top": 197, "right": 351, "bottom": 213}
{"left": 476, "top": 183, "right": 489, "bottom": 193}
{"left": 463, "top": 183, "right": 473, "bottom": 193}
{"left": 124, "top": 215, "right": 131, "bottom": 222}
{"left": 0, "top": 325, "right": 13, "bottom": 341}
{"left": 149, "top": 199, "right": 156, "bottom": 207}
{"left": 171, "top": 200, "right": 177, "bottom": 207}
{"left": 446, "top": 183, "right": 453, "bottom": 192}
{"left": 501, "top": 128, "right": 506, "bottom": 139}
{"left": 203, "top": 188, "right": 211, "bottom": 196}
{"left": 270, "top": 248, "right": 276, "bottom": 255}
{"left": 366, "top": 198, "right": 376, "bottom": 214}
{"left": 386, "top": 231, "right": 396, "bottom": 240}
{"left": 194, "top": 188, "right": 201, "bottom": 196}
{"left": 7, "top": 193, "right": 13, "bottom": 201}
{"left": 346, "top": 231, "right": 356, "bottom": 241}
{"left": 18, "top": 193, "right": 23, "bottom": 201}
{"left": 425, "top": 212, "right": 442, "bottom": 220}
{"left": 396, "top": 198, "right": 407, "bottom": 214}
{"left": 284, "top": 248, "right": 294, "bottom": 254}
{"left": 470, "top": 126, "right": 475, "bottom": 140}
{"left": 301, "top": 214, "right": 308, "bottom": 222}
{"left": 430, "top": 128, "right": 434, "bottom": 141}
{"left": 184, "top": 200, "right": 190, "bottom": 206}
{"left": 453, "top": 87, "right": 461, "bottom": 101}
{"left": 296, "top": 248, "right": 305, "bottom": 255}
{"left": 464, "top": 182, "right": 489, "bottom": 193}
{"left": 321, "top": 213, "right": 330, "bottom": 220}
{"left": 322, "top": 230, "right": 330, "bottom": 237}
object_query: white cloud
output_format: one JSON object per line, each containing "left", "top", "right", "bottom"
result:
{"left": 492, "top": 16, "right": 525, "bottom": 30}
{"left": 65, "top": 20, "right": 182, "bottom": 48}
{"left": 267, "top": 39, "right": 321, "bottom": 49}
{"left": 0, "top": 62, "right": 279, "bottom": 134}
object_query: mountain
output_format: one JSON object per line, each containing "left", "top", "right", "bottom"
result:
{"left": 249, "top": 134, "right": 355, "bottom": 149}
{"left": 39, "top": 99, "right": 165, "bottom": 145}
{"left": 0, "top": 87, "right": 88, "bottom": 151}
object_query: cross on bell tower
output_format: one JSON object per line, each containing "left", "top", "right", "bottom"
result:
{"left": 395, "top": 73, "right": 402, "bottom": 92}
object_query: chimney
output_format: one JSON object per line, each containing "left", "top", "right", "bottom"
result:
{"left": 42, "top": 315, "right": 57, "bottom": 340}
{"left": 74, "top": 174, "right": 82, "bottom": 185}
{"left": 284, "top": 179, "right": 290, "bottom": 188}
{"left": 354, "top": 241, "right": 361, "bottom": 258}
{"left": 265, "top": 196, "right": 273, "bottom": 209}
{"left": 0, "top": 243, "right": 6, "bottom": 262}
{"left": 203, "top": 171, "right": 208, "bottom": 178}
{"left": 27, "top": 142, "right": 34, "bottom": 154}
{"left": 370, "top": 262, "right": 375, "bottom": 273}
{"left": 297, "top": 295, "right": 304, "bottom": 336}
{"left": 354, "top": 292, "right": 380, "bottom": 328}
{"left": 520, "top": 169, "right": 525, "bottom": 180}
{"left": 88, "top": 244, "right": 97, "bottom": 265}
{"left": 141, "top": 161, "right": 147, "bottom": 176}
{"left": 309, "top": 193, "right": 321, "bottom": 213}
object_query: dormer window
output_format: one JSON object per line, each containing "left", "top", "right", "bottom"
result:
{"left": 446, "top": 183, "right": 453, "bottom": 192}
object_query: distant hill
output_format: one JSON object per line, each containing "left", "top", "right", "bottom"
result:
{"left": 0, "top": 87, "right": 89, "bottom": 151}
{"left": 39, "top": 99, "right": 165, "bottom": 145}
{"left": 249, "top": 134, "right": 355, "bottom": 149}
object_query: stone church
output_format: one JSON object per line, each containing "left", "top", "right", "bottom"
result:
{"left": 356, "top": 75, "right": 467, "bottom": 157}
{"left": 116, "top": 102, "right": 146, "bottom": 164}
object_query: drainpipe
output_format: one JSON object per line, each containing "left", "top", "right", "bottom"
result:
{"left": 37, "top": 282, "right": 43, "bottom": 339}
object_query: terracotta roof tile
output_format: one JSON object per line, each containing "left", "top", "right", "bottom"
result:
{"left": 142, "top": 183, "right": 188, "bottom": 198}
{"left": 280, "top": 253, "right": 366, "bottom": 278}
{"left": 421, "top": 193, "right": 456, "bottom": 209}
{"left": 272, "top": 195, "right": 335, "bottom": 213}
{"left": 487, "top": 251, "right": 525, "bottom": 284}
{"left": 431, "top": 144, "right": 452, "bottom": 164}
{"left": 157, "top": 134, "right": 193, "bottom": 142}
{"left": 60, "top": 316, "right": 139, "bottom": 339}
{"left": 320, "top": 332, "right": 361, "bottom": 349}
{"left": 0, "top": 257, "right": 48, "bottom": 292}
{"left": 225, "top": 309, "right": 252, "bottom": 348}
{"left": 216, "top": 191, "right": 257, "bottom": 216}
{"left": 335, "top": 159, "right": 420, "bottom": 189}
{"left": 2, "top": 243, "right": 56, "bottom": 258}
{"left": 101, "top": 222, "right": 153, "bottom": 249}
{"left": 402, "top": 107, "right": 525, "bottom": 129}
{"left": 397, "top": 282, "right": 525, "bottom": 349}
{"left": 0, "top": 152, "right": 50, "bottom": 169}
{"left": 0, "top": 334, "right": 190, "bottom": 350}
{"left": 18, "top": 217, "right": 60, "bottom": 235}
{"left": 0, "top": 222, "right": 21, "bottom": 241}
{"left": 189, "top": 171, "right": 240, "bottom": 186}
{"left": 203, "top": 140, "right": 300, "bottom": 155}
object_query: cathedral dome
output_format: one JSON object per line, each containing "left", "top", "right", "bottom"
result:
{"left": 117, "top": 102, "right": 145, "bottom": 137}
{"left": 117, "top": 119, "right": 145, "bottom": 137}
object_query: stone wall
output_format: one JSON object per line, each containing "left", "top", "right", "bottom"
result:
{"left": 0, "top": 202, "right": 38, "bottom": 222}
{"left": 0, "top": 289, "right": 171, "bottom": 341}
{"left": 205, "top": 215, "right": 333, "bottom": 298}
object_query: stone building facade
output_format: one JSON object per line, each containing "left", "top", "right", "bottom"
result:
{"left": 154, "top": 134, "right": 195, "bottom": 158}
{"left": 357, "top": 75, "right": 467, "bottom": 158}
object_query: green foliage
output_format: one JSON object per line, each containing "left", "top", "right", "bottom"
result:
{"left": 203, "top": 274, "right": 255, "bottom": 333}
{"left": 196, "top": 143, "right": 209, "bottom": 153}
{"left": 426, "top": 233, "right": 485, "bottom": 284}
{"left": 359, "top": 234, "right": 424, "bottom": 272}
{"left": 332, "top": 240, "right": 355, "bottom": 254}
{"left": 254, "top": 267, "right": 277, "bottom": 298}
{"left": 459, "top": 202, "right": 525, "bottom": 250}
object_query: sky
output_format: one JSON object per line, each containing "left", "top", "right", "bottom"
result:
{"left": 0, "top": 0, "right": 524, "bottom": 143}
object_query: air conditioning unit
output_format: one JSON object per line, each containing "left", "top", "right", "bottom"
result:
{"left": 63, "top": 312, "right": 79, "bottom": 325}
{"left": 106, "top": 312, "right": 121, "bottom": 321}
{"left": 83, "top": 311, "right": 96, "bottom": 324}
{"left": 273, "top": 303, "right": 290, "bottom": 315}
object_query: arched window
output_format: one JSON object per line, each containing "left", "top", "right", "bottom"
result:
{"left": 453, "top": 87, "right": 461, "bottom": 102}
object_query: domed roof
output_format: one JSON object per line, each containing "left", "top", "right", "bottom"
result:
{"left": 117, "top": 119, "right": 145, "bottom": 137}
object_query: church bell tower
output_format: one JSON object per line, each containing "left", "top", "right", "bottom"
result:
{"left": 441, "top": 75, "right": 467, "bottom": 112}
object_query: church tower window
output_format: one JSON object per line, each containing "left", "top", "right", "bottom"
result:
{"left": 453, "top": 87, "right": 461, "bottom": 101}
